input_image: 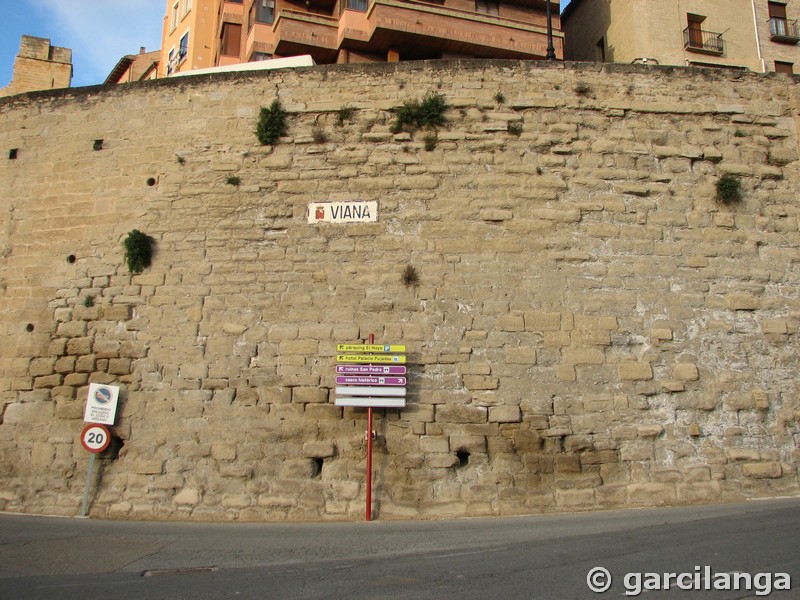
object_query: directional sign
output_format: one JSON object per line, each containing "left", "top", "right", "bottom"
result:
{"left": 336, "top": 365, "right": 407, "bottom": 375}
{"left": 80, "top": 424, "right": 111, "bottom": 453}
{"left": 337, "top": 354, "right": 406, "bottom": 364}
{"left": 337, "top": 344, "right": 406, "bottom": 353}
{"left": 335, "top": 397, "right": 406, "bottom": 408}
{"left": 336, "top": 376, "right": 406, "bottom": 386}
{"left": 336, "top": 386, "right": 406, "bottom": 397}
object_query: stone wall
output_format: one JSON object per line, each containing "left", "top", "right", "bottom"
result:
{"left": 0, "top": 59, "right": 799, "bottom": 521}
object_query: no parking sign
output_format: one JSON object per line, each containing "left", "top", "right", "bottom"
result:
{"left": 83, "top": 383, "right": 119, "bottom": 425}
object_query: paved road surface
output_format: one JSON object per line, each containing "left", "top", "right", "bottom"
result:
{"left": 1, "top": 497, "right": 798, "bottom": 599}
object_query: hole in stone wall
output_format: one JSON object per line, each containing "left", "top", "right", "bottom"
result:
{"left": 66, "top": 254, "right": 76, "bottom": 264}
{"left": 9, "top": 149, "right": 18, "bottom": 160}
{"left": 103, "top": 436, "right": 124, "bottom": 460}
{"left": 146, "top": 177, "right": 156, "bottom": 187}
{"left": 455, "top": 449, "right": 470, "bottom": 468}
{"left": 93, "top": 139, "right": 103, "bottom": 151}
{"left": 25, "top": 323, "right": 34, "bottom": 332}
{"left": 311, "top": 457, "right": 324, "bottom": 478}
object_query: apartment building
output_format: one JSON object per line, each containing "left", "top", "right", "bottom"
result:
{"left": 161, "top": 0, "right": 563, "bottom": 74}
{"left": 563, "top": 0, "right": 800, "bottom": 73}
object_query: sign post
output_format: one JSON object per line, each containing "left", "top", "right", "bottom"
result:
{"left": 334, "top": 335, "right": 407, "bottom": 521}
{"left": 78, "top": 384, "right": 119, "bottom": 518}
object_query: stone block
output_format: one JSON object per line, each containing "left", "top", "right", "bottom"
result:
{"left": 618, "top": 362, "right": 653, "bottom": 381}
{"left": 436, "top": 404, "right": 487, "bottom": 423}
{"left": 742, "top": 462, "right": 782, "bottom": 479}
{"left": 673, "top": 363, "right": 699, "bottom": 381}
{"left": 524, "top": 311, "right": 561, "bottom": 332}
{"left": 173, "top": 488, "right": 200, "bottom": 506}
{"left": 488, "top": 405, "right": 521, "bottom": 423}
{"left": 302, "top": 441, "right": 335, "bottom": 458}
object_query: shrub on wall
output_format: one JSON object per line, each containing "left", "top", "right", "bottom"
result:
{"left": 255, "top": 100, "right": 288, "bottom": 145}
{"left": 123, "top": 229, "right": 155, "bottom": 274}
{"left": 390, "top": 92, "right": 447, "bottom": 134}
{"left": 716, "top": 174, "right": 743, "bottom": 204}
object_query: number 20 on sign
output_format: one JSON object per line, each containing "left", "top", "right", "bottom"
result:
{"left": 80, "top": 424, "right": 111, "bottom": 453}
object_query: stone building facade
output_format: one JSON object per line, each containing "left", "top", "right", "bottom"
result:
{"left": 563, "top": 0, "right": 800, "bottom": 74}
{"left": 0, "top": 35, "right": 72, "bottom": 98}
{"left": 0, "top": 60, "right": 798, "bottom": 521}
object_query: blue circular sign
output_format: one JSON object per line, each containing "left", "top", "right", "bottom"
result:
{"left": 94, "top": 387, "right": 112, "bottom": 405}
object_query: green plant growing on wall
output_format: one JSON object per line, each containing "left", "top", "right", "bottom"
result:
{"left": 493, "top": 91, "right": 506, "bottom": 104}
{"left": 225, "top": 174, "right": 241, "bottom": 186}
{"left": 390, "top": 92, "right": 447, "bottom": 134}
{"left": 574, "top": 81, "right": 591, "bottom": 96}
{"left": 401, "top": 264, "right": 419, "bottom": 287}
{"left": 255, "top": 100, "right": 288, "bottom": 145}
{"left": 176, "top": 154, "right": 185, "bottom": 164}
{"left": 123, "top": 229, "right": 155, "bottom": 274}
{"left": 716, "top": 174, "right": 742, "bottom": 204}
{"left": 312, "top": 128, "right": 328, "bottom": 144}
{"left": 335, "top": 106, "right": 356, "bottom": 127}
{"left": 508, "top": 122, "right": 523, "bottom": 136}
{"left": 423, "top": 132, "right": 438, "bottom": 151}
{"left": 83, "top": 295, "right": 95, "bottom": 308}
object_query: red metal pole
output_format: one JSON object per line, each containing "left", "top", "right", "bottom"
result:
{"left": 366, "top": 333, "right": 374, "bottom": 521}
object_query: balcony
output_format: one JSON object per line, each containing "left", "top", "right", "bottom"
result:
{"left": 353, "top": 0, "right": 560, "bottom": 60}
{"left": 272, "top": 11, "right": 339, "bottom": 63}
{"left": 683, "top": 26, "right": 724, "bottom": 55}
{"left": 769, "top": 17, "right": 800, "bottom": 44}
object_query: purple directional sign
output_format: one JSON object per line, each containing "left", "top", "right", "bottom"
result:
{"left": 336, "top": 365, "right": 406, "bottom": 375}
{"left": 336, "top": 376, "right": 406, "bottom": 386}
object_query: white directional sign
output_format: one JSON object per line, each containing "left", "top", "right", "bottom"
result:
{"left": 335, "top": 386, "right": 406, "bottom": 397}
{"left": 335, "top": 397, "right": 406, "bottom": 408}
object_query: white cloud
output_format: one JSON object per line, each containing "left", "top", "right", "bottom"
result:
{"left": 24, "top": 0, "right": 165, "bottom": 86}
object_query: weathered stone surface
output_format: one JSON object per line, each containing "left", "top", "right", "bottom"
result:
{"left": 0, "top": 60, "right": 798, "bottom": 523}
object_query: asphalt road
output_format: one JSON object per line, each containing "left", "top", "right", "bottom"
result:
{"left": 1, "top": 497, "right": 798, "bottom": 599}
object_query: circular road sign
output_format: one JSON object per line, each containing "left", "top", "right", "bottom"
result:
{"left": 80, "top": 424, "right": 111, "bottom": 453}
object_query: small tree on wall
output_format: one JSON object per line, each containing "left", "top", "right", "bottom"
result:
{"left": 123, "top": 229, "right": 155, "bottom": 274}
{"left": 255, "top": 100, "right": 288, "bottom": 145}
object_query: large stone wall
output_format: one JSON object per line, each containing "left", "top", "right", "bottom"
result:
{"left": 0, "top": 60, "right": 799, "bottom": 521}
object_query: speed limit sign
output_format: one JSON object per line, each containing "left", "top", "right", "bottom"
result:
{"left": 80, "top": 424, "right": 111, "bottom": 453}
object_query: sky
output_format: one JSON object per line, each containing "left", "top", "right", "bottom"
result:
{"left": 0, "top": 0, "right": 570, "bottom": 90}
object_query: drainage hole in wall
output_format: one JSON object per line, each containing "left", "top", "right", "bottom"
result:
{"left": 9, "top": 149, "right": 18, "bottom": 160}
{"left": 312, "top": 457, "right": 324, "bottom": 478}
{"left": 456, "top": 449, "right": 470, "bottom": 468}
{"left": 93, "top": 139, "right": 103, "bottom": 151}
{"left": 103, "top": 436, "right": 124, "bottom": 460}
{"left": 66, "top": 254, "right": 76, "bottom": 264}
{"left": 25, "top": 323, "right": 34, "bottom": 332}
{"left": 146, "top": 177, "right": 156, "bottom": 187}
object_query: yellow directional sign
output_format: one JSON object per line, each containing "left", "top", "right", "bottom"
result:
{"left": 337, "top": 354, "right": 406, "bottom": 364}
{"left": 336, "top": 344, "right": 406, "bottom": 353}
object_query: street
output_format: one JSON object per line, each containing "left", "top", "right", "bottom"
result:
{"left": 1, "top": 497, "right": 798, "bottom": 599}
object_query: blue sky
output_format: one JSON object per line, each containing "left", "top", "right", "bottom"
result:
{"left": 0, "top": 0, "right": 570, "bottom": 90}
{"left": 0, "top": 0, "right": 164, "bottom": 89}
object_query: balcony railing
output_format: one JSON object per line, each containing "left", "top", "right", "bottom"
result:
{"left": 683, "top": 26, "right": 724, "bottom": 55}
{"left": 769, "top": 17, "right": 800, "bottom": 44}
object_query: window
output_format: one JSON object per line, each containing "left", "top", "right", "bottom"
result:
{"left": 170, "top": 1, "right": 179, "bottom": 31}
{"left": 179, "top": 31, "right": 189, "bottom": 62}
{"left": 250, "top": 51, "right": 272, "bottom": 62}
{"left": 221, "top": 23, "right": 242, "bottom": 57}
{"left": 476, "top": 0, "right": 499, "bottom": 16}
{"left": 345, "top": 0, "right": 368, "bottom": 10}
{"left": 775, "top": 60, "right": 794, "bottom": 74}
{"left": 250, "top": 0, "right": 275, "bottom": 25}
{"left": 167, "top": 47, "right": 176, "bottom": 74}
{"left": 182, "top": 0, "right": 192, "bottom": 18}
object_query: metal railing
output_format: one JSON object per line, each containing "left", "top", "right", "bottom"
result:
{"left": 769, "top": 17, "right": 800, "bottom": 42}
{"left": 683, "top": 26, "right": 724, "bottom": 54}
